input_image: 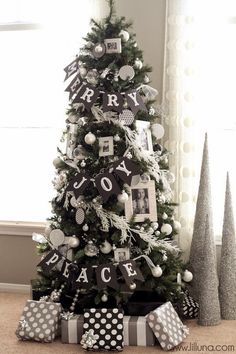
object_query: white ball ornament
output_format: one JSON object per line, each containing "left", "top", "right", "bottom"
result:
{"left": 182, "top": 270, "right": 193, "bottom": 282}
{"left": 161, "top": 223, "right": 173, "bottom": 235}
{"left": 49, "top": 229, "right": 65, "bottom": 247}
{"left": 80, "top": 160, "right": 86, "bottom": 167}
{"left": 82, "top": 224, "right": 89, "bottom": 232}
{"left": 173, "top": 220, "right": 181, "bottom": 231}
{"left": 162, "top": 212, "right": 168, "bottom": 220}
{"left": 155, "top": 231, "right": 160, "bottom": 236}
{"left": 100, "top": 240, "right": 112, "bottom": 254}
{"left": 151, "top": 123, "right": 165, "bottom": 140}
{"left": 101, "top": 293, "right": 108, "bottom": 302}
{"left": 151, "top": 265, "right": 163, "bottom": 277}
{"left": 129, "top": 282, "right": 137, "bottom": 290}
{"left": 114, "top": 134, "right": 121, "bottom": 142}
{"left": 68, "top": 236, "right": 80, "bottom": 248}
{"left": 134, "top": 58, "right": 143, "bottom": 69}
{"left": 117, "top": 191, "right": 129, "bottom": 203}
{"left": 148, "top": 227, "right": 154, "bottom": 234}
{"left": 84, "top": 132, "right": 96, "bottom": 145}
{"left": 68, "top": 114, "right": 79, "bottom": 123}
{"left": 79, "top": 67, "right": 87, "bottom": 78}
{"left": 119, "top": 30, "right": 130, "bottom": 42}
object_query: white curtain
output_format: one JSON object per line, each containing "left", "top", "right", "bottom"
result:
{"left": 163, "top": 0, "right": 236, "bottom": 259}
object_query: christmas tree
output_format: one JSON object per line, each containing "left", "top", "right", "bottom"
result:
{"left": 34, "top": 0, "right": 186, "bottom": 313}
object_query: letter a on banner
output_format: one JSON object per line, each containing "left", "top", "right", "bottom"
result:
{"left": 95, "top": 172, "right": 121, "bottom": 202}
{"left": 37, "top": 250, "right": 62, "bottom": 272}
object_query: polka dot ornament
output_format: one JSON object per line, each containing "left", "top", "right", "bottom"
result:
{"left": 147, "top": 301, "right": 189, "bottom": 350}
{"left": 83, "top": 308, "right": 124, "bottom": 351}
{"left": 119, "top": 109, "right": 134, "bottom": 126}
{"left": 15, "top": 300, "right": 61, "bottom": 342}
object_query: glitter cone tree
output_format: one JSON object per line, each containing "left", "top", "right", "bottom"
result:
{"left": 33, "top": 0, "right": 186, "bottom": 313}
{"left": 219, "top": 173, "right": 236, "bottom": 319}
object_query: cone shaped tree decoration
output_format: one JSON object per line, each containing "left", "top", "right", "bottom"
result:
{"left": 219, "top": 173, "right": 236, "bottom": 319}
{"left": 198, "top": 214, "right": 221, "bottom": 326}
{"left": 189, "top": 133, "right": 215, "bottom": 300}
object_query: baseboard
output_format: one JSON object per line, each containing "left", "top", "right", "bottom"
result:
{"left": 0, "top": 282, "right": 30, "bottom": 294}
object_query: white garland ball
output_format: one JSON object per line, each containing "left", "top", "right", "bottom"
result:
{"left": 101, "top": 293, "right": 108, "bottom": 302}
{"left": 151, "top": 222, "right": 159, "bottom": 230}
{"left": 155, "top": 231, "right": 160, "bottom": 236}
{"left": 161, "top": 223, "right": 173, "bottom": 235}
{"left": 151, "top": 123, "right": 165, "bottom": 140}
{"left": 68, "top": 236, "right": 80, "bottom": 248}
{"left": 100, "top": 240, "right": 112, "bottom": 254}
{"left": 173, "top": 220, "right": 181, "bottom": 231}
{"left": 117, "top": 191, "right": 129, "bottom": 203}
{"left": 53, "top": 157, "right": 62, "bottom": 168}
{"left": 119, "top": 30, "right": 130, "bottom": 42}
{"left": 151, "top": 265, "right": 163, "bottom": 277}
{"left": 84, "top": 132, "right": 96, "bottom": 145}
{"left": 134, "top": 58, "right": 143, "bottom": 69}
{"left": 182, "top": 270, "right": 193, "bottom": 282}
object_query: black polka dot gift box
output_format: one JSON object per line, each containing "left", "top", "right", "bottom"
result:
{"left": 81, "top": 308, "right": 124, "bottom": 351}
{"left": 147, "top": 301, "right": 189, "bottom": 351}
{"left": 15, "top": 300, "right": 61, "bottom": 342}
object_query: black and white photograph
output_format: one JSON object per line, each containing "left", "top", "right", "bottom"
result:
{"left": 135, "top": 120, "right": 153, "bottom": 153}
{"left": 98, "top": 136, "right": 114, "bottom": 157}
{"left": 104, "top": 38, "right": 122, "bottom": 53}
{"left": 114, "top": 247, "right": 130, "bottom": 263}
{"left": 125, "top": 180, "right": 157, "bottom": 222}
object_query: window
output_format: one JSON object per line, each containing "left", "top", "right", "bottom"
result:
{"left": 0, "top": 0, "right": 100, "bottom": 222}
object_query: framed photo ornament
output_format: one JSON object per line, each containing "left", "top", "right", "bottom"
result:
{"left": 125, "top": 180, "right": 157, "bottom": 222}
{"left": 114, "top": 247, "right": 130, "bottom": 262}
{"left": 98, "top": 136, "right": 114, "bottom": 157}
{"left": 104, "top": 38, "right": 122, "bottom": 54}
{"left": 135, "top": 120, "right": 153, "bottom": 153}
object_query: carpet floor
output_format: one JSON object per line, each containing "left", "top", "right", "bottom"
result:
{"left": 0, "top": 292, "right": 235, "bottom": 354}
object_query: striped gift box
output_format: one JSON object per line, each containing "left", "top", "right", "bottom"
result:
{"left": 61, "top": 314, "right": 156, "bottom": 346}
{"left": 123, "top": 316, "right": 156, "bottom": 346}
{"left": 61, "top": 315, "right": 84, "bottom": 344}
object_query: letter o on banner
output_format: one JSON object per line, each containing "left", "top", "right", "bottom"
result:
{"left": 101, "top": 177, "right": 113, "bottom": 191}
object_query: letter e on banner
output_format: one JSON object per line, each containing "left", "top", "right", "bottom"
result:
{"left": 118, "top": 259, "right": 144, "bottom": 285}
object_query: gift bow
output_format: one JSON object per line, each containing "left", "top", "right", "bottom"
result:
{"left": 60, "top": 311, "right": 75, "bottom": 321}
{"left": 182, "top": 325, "right": 190, "bottom": 336}
{"left": 80, "top": 329, "right": 97, "bottom": 349}
{"left": 19, "top": 319, "right": 29, "bottom": 330}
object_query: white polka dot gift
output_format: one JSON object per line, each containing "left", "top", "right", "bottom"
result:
{"left": 82, "top": 308, "right": 124, "bottom": 351}
{"left": 15, "top": 300, "right": 61, "bottom": 342}
{"left": 147, "top": 302, "right": 189, "bottom": 351}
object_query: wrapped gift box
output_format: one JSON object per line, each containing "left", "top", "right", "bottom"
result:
{"left": 15, "top": 300, "right": 61, "bottom": 342}
{"left": 61, "top": 314, "right": 155, "bottom": 347}
{"left": 123, "top": 316, "right": 156, "bottom": 346}
{"left": 147, "top": 301, "right": 189, "bottom": 351}
{"left": 61, "top": 314, "right": 84, "bottom": 344}
{"left": 82, "top": 308, "right": 124, "bottom": 351}
{"left": 181, "top": 291, "right": 199, "bottom": 319}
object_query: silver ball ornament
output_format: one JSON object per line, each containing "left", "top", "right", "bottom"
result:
{"left": 101, "top": 293, "right": 108, "bottom": 302}
{"left": 68, "top": 236, "right": 80, "bottom": 248}
{"left": 117, "top": 191, "right": 129, "bottom": 203}
{"left": 161, "top": 223, "right": 173, "bottom": 235}
{"left": 95, "top": 44, "right": 103, "bottom": 53}
{"left": 134, "top": 58, "right": 143, "bottom": 69}
{"left": 151, "top": 222, "right": 159, "bottom": 230}
{"left": 151, "top": 265, "right": 163, "bottom": 277}
{"left": 100, "top": 240, "right": 112, "bottom": 254}
{"left": 84, "top": 132, "right": 96, "bottom": 145}
{"left": 68, "top": 114, "right": 79, "bottom": 123}
{"left": 182, "top": 270, "right": 193, "bottom": 282}
{"left": 79, "top": 67, "right": 87, "bottom": 78}
{"left": 80, "top": 160, "right": 86, "bottom": 167}
{"left": 129, "top": 282, "right": 136, "bottom": 290}
{"left": 82, "top": 224, "right": 89, "bottom": 232}
{"left": 155, "top": 231, "right": 160, "bottom": 236}
{"left": 53, "top": 157, "right": 62, "bottom": 168}
{"left": 148, "top": 227, "right": 154, "bottom": 234}
{"left": 84, "top": 241, "right": 99, "bottom": 257}
{"left": 119, "top": 30, "right": 130, "bottom": 42}
{"left": 50, "top": 290, "right": 61, "bottom": 302}
{"left": 114, "top": 134, "right": 121, "bottom": 142}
